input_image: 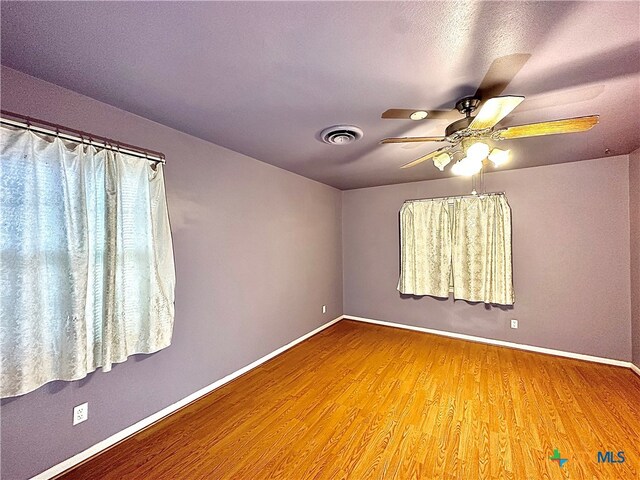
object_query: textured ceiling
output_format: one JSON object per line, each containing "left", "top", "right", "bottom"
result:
{"left": 1, "top": 1, "right": 639, "bottom": 190}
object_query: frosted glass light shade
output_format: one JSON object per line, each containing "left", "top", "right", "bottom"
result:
{"left": 466, "top": 157, "right": 483, "bottom": 174}
{"left": 466, "top": 142, "right": 490, "bottom": 161}
{"left": 488, "top": 148, "right": 510, "bottom": 166}
{"left": 433, "top": 152, "right": 451, "bottom": 171}
{"left": 451, "top": 159, "right": 464, "bottom": 176}
{"left": 451, "top": 157, "right": 482, "bottom": 176}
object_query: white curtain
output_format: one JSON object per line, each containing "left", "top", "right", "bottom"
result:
{"left": 397, "top": 194, "right": 514, "bottom": 306}
{"left": 0, "top": 125, "right": 175, "bottom": 398}
{"left": 397, "top": 199, "right": 452, "bottom": 297}
{"left": 452, "top": 195, "right": 514, "bottom": 305}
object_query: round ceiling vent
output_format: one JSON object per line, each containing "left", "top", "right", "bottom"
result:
{"left": 320, "top": 125, "right": 364, "bottom": 145}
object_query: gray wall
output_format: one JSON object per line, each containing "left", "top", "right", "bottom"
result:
{"left": 343, "top": 156, "right": 632, "bottom": 361}
{"left": 631, "top": 148, "right": 640, "bottom": 368}
{"left": 0, "top": 66, "right": 343, "bottom": 480}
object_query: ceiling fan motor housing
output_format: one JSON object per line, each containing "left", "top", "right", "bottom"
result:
{"left": 444, "top": 96, "right": 480, "bottom": 137}
{"left": 445, "top": 117, "right": 474, "bottom": 137}
{"left": 455, "top": 96, "right": 481, "bottom": 115}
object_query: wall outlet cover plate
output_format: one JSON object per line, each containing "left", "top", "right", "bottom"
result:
{"left": 73, "top": 403, "right": 88, "bottom": 425}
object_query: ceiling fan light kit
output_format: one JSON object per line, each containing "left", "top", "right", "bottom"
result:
{"left": 379, "top": 54, "right": 599, "bottom": 176}
{"left": 447, "top": 144, "right": 509, "bottom": 176}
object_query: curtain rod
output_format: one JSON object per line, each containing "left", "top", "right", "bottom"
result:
{"left": 404, "top": 192, "right": 505, "bottom": 203}
{"left": 0, "top": 110, "right": 165, "bottom": 164}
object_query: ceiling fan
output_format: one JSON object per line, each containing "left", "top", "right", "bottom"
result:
{"left": 380, "top": 54, "right": 599, "bottom": 174}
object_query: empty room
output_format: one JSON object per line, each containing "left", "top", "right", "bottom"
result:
{"left": 1, "top": 1, "right": 639, "bottom": 479}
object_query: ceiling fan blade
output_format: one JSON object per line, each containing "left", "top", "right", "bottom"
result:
{"left": 469, "top": 95, "right": 524, "bottom": 130}
{"left": 381, "top": 109, "right": 415, "bottom": 119}
{"left": 381, "top": 109, "right": 459, "bottom": 120}
{"left": 380, "top": 136, "right": 446, "bottom": 144}
{"left": 475, "top": 53, "right": 531, "bottom": 101}
{"left": 497, "top": 115, "right": 599, "bottom": 139}
{"left": 401, "top": 148, "right": 449, "bottom": 169}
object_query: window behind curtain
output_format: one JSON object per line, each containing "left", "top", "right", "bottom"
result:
{"left": 397, "top": 194, "right": 514, "bottom": 305}
{"left": 0, "top": 125, "right": 176, "bottom": 398}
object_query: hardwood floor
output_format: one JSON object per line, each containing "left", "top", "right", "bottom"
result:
{"left": 59, "top": 320, "right": 640, "bottom": 480}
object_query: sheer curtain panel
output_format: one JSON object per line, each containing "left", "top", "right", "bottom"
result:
{"left": 0, "top": 125, "right": 175, "bottom": 398}
{"left": 397, "top": 199, "right": 452, "bottom": 297}
{"left": 452, "top": 195, "right": 514, "bottom": 305}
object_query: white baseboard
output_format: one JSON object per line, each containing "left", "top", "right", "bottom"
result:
{"left": 33, "top": 315, "right": 344, "bottom": 480}
{"left": 343, "top": 315, "right": 636, "bottom": 370}
{"left": 630, "top": 362, "right": 640, "bottom": 377}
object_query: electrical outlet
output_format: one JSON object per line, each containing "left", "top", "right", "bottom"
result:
{"left": 73, "top": 402, "right": 88, "bottom": 425}
{"left": 510, "top": 319, "right": 518, "bottom": 329}
{"left": 322, "top": 305, "right": 327, "bottom": 314}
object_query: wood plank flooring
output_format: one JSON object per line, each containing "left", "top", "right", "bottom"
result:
{"left": 59, "top": 320, "right": 640, "bottom": 480}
